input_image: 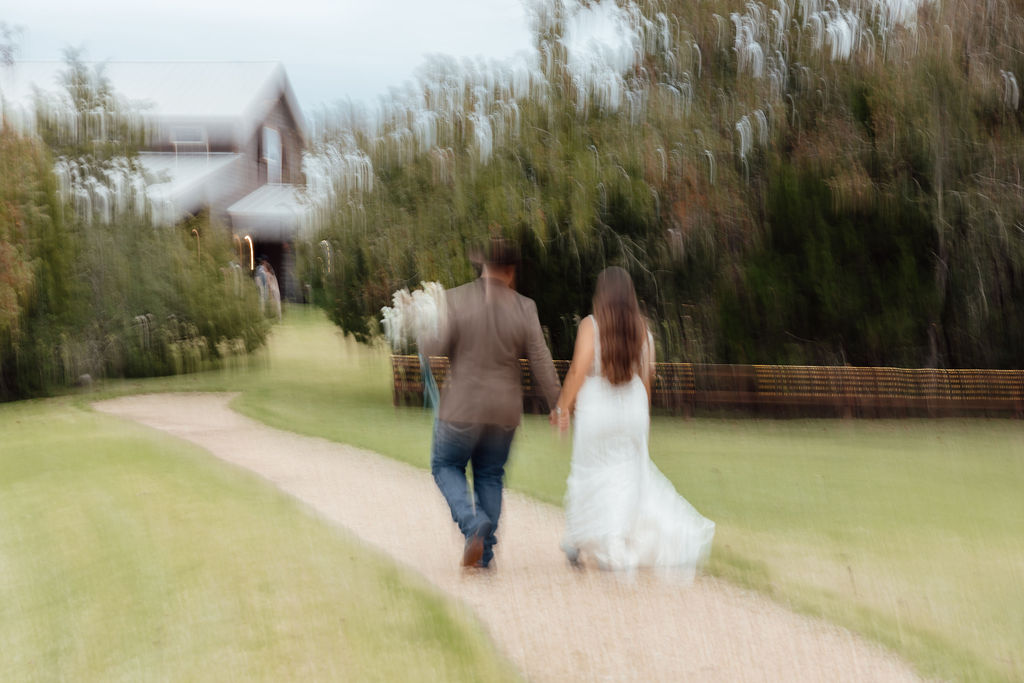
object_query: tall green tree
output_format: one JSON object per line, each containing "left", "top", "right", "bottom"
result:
{"left": 309, "top": 0, "right": 1024, "bottom": 368}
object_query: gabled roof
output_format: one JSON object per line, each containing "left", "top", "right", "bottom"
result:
{"left": 0, "top": 61, "right": 308, "bottom": 142}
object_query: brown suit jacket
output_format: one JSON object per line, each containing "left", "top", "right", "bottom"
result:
{"left": 420, "top": 277, "right": 560, "bottom": 427}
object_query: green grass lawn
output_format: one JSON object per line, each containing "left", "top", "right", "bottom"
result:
{"left": 59, "top": 306, "right": 1024, "bottom": 681}
{"left": 0, "top": 397, "right": 518, "bottom": 682}
{"left": 649, "top": 419, "right": 1024, "bottom": 683}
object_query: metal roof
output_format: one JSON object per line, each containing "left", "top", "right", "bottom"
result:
{"left": 0, "top": 61, "right": 308, "bottom": 141}
{"left": 138, "top": 152, "right": 244, "bottom": 226}
{"left": 227, "top": 183, "right": 311, "bottom": 241}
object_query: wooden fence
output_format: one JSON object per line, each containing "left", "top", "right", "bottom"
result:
{"left": 391, "top": 355, "right": 1024, "bottom": 417}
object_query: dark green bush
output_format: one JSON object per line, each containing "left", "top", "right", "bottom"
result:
{"left": 0, "top": 127, "right": 267, "bottom": 401}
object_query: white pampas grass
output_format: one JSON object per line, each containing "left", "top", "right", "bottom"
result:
{"left": 381, "top": 281, "right": 447, "bottom": 352}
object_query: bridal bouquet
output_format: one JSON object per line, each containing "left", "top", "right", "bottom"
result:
{"left": 380, "top": 281, "right": 447, "bottom": 353}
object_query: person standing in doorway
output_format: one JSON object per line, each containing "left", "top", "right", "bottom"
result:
{"left": 256, "top": 256, "right": 282, "bottom": 320}
{"left": 420, "top": 237, "right": 561, "bottom": 570}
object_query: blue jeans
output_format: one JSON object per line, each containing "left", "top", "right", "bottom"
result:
{"left": 431, "top": 419, "right": 516, "bottom": 567}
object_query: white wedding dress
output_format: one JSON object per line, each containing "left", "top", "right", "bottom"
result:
{"left": 562, "top": 316, "right": 715, "bottom": 580}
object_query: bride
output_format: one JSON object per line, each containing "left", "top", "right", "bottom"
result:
{"left": 554, "top": 267, "right": 715, "bottom": 579}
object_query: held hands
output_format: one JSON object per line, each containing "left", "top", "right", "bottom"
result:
{"left": 550, "top": 406, "right": 571, "bottom": 433}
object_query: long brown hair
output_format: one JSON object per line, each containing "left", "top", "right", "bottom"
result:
{"left": 593, "top": 267, "right": 645, "bottom": 385}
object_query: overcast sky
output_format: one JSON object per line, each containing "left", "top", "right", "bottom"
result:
{"left": 3, "top": 0, "right": 536, "bottom": 112}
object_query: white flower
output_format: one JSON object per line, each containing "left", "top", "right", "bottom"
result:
{"left": 381, "top": 282, "right": 446, "bottom": 352}
{"left": 380, "top": 303, "right": 405, "bottom": 352}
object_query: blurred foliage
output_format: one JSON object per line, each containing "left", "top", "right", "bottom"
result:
{"left": 0, "top": 55, "right": 267, "bottom": 400}
{"left": 308, "top": 0, "right": 1024, "bottom": 367}
{"left": 0, "top": 129, "right": 41, "bottom": 356}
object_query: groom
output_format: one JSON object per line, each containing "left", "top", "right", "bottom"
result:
{"left": 420, "top": 237, "right": 561, "bottom": 570}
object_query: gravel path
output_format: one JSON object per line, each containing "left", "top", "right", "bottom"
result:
{"left": 94, "top": 393, "right": 923, "bottom": 682}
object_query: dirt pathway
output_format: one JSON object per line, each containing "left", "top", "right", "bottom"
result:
{"left": 94, "top": 393, "right": 922, "bottom": 682}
